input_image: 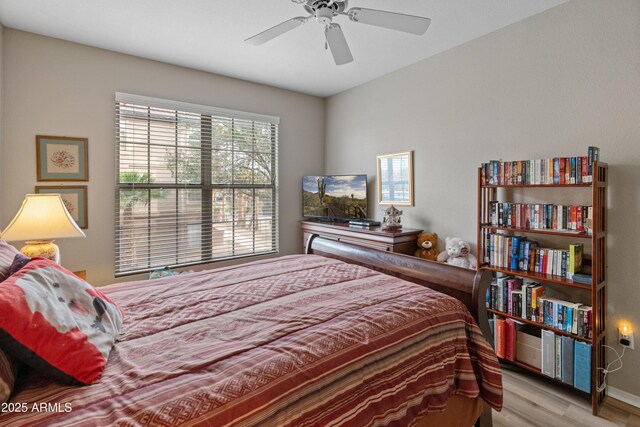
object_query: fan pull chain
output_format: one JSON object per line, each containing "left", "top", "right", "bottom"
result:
{"left": 325, "top": 26, "right": 328, "bottom": 50}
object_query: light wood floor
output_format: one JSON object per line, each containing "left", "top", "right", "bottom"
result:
{"left": 494, "top": 365, "right": 640, "bottom": 426}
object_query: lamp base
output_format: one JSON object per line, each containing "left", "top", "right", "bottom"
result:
{"left": 20, "top": 240, "right": 60, "bottom": 264}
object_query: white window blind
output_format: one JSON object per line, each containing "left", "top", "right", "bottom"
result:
{"left": 115, "top": 93, "right": 279, "bottom": 276}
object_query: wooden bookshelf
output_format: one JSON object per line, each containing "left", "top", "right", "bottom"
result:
{"left": 478, "top": 159, "right": 607, "bottom": 415}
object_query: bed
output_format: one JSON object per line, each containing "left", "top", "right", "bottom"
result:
{"left": 0, "top": 236, "right": 502, "bottom": 426}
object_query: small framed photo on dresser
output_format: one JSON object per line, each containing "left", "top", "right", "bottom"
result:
{"left": 35, "top": 186, "right": 88, "bottom": 229}
{"left": 36, "top": 135, "right": 88, "bottom": 181}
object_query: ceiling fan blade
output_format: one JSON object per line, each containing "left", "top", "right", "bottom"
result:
{"left": 348, "top": 8, "right": 431, "bottom": 35}
{"left": 325, "top": 24, "right": 353, "bottom": 65}
{"left": 245, "top": 17, "right": 308, "bottom": 45}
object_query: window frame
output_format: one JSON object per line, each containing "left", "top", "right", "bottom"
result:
{"left": 115, "top": 93, "right": 279, "bottom": 276}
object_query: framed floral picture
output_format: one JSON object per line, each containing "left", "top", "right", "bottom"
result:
{"left": 35, "top": 186, "right": 88, "bottom": 229}
{"left": 36, "top": 135, "right": 88, "bottom": 181}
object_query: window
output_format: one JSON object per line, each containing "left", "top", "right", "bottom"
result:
{"left": 115, "top": 93, "right": 278, "bottom": 276}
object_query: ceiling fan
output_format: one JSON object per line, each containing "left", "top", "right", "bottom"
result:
{"left": 245, "top": 0, "right": 431, "bottom": 65}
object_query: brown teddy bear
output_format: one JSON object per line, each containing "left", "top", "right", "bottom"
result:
{"left": 415, "top": 232, "right": 439, "bottom": 261}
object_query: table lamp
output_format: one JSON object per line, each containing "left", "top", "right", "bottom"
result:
{"left": 1, "top": 194, "right": 86, "bottom": 263}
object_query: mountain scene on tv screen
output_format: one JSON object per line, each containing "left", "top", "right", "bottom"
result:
{"left": 303, "top": 175, "right": 367, "bottom": 219}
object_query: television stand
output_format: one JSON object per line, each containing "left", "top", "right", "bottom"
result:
{"left": 300, "top": 220, "right": 422, "bottom": 256}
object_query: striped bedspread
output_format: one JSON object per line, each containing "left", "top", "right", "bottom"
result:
{"left": 0, "top": 255, "right": 502, "bottom": 426}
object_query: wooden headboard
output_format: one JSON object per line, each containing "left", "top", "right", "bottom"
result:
{"left": 305, "top": 234, "right": 493, "bottom": 346}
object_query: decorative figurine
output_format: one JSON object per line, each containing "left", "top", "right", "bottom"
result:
{"left": 382, "top": 205, "right": 403, "bottom": 230}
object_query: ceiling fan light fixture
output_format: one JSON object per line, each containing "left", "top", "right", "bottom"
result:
{"left": 316, "top": 7, "right": 333, "bottom": 25}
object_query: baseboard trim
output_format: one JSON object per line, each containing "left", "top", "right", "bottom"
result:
{"left": 608, "top": 386, "right": 640, "bottom": 409}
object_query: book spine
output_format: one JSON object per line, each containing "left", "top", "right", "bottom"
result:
{"left": 577, "top": 207, "right": 583, "bottom": 232}
{"left": 571, "top": 304, "right": 578, "bottom": 334}
{"left": 569, "top": 243, "right": 584, "bottom": 276}
{"left": 532, "top": 286, "right": 545, "bottom": 322}
{"left": 555, "top": 334, "right": 562, "bottom": 380}
{"left": 519, "top": 161, "right": 524, "bottom": 185}
{"left": 495, "top": 318, "right": 506, "bottom": 359}
{"left": 508, "top": 282, "right": 514, "bottom": 315}
{"left": 574, "top": 341, "right": 591, "bottom": 392}
{"left": 544, "top": 300, "right": 553, "bottom": 327}
{"left": 561, "top": 336, "right": 575, "bottom": 385}
{"left": 542, "top": 330, "right": 555, "bottom": 378}
{"left": 525, "top": 285, "right": 533, "bottom": 321}
{"left": 511, "top": 237, "right": 520, "bottom": 270}
{"left": 576, "top": 157, "right": 582, "bottom": 184}
{"left": 528, "top": 244, "right": 536, "bottom": 272}
{"left": 505, "top": 318, "right": 516, "bottom": 361}
{"left": 503, "top": 282, "right": 509, "bottom": 313}
{"left": 556, "top": 302, "right": 563, "bottom": 330}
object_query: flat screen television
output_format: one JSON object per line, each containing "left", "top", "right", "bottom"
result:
{"left": 302, "top": 175, "right": 368, "bottom": 220}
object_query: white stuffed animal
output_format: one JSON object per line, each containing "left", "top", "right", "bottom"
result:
{"left": 436, "top": 237, "right": 478, "bottom": 270}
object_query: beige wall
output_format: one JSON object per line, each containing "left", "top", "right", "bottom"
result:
{"left": 326, "top": 0, "right": 640, "bottom": 398}
{"left": 1, "top": 29, "right": 325, "bottom": 285}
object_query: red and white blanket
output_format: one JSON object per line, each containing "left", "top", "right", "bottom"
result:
{"left": 0, "top": 255, "right": 502, "bottom": 426}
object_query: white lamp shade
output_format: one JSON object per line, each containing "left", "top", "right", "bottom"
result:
{"left": 1, "top": 194, "right": 86, "bottom": 242}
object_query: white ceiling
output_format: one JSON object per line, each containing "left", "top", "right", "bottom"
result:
{"left": 0, "top": 0, "right": 567, "bottom": 97}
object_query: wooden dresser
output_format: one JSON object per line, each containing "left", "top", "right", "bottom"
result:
{"left": 301, "top": 220, "right": 422, "bottom": 255}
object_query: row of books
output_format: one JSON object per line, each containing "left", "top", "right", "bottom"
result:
{"left": 483, "top": 234, "right": 583, "bottom": 278}
{"left": 493, "top": 318, "right": 591, "bottom": 393}
{"left": 481, "top": 147, "right": 600, "bottom": 186}
{"left": 542, "top": 330, "right": 591, "bottom": 393}
{"left": 488, "top": 202, "right": 592, "bottom": 234}
{"left": 487, "top": 275, "right": 592, "bottom": 338}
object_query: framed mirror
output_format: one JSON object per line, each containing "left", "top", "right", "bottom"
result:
{"left": 377, "top": 151, "right": 413, "bottom": 206}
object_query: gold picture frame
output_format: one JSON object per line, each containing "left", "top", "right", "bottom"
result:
{"left": 377, "top": 151, "right": 414, "bottom": 206}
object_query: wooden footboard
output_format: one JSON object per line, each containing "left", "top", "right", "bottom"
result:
{"left": 306, "top": 234, "right": 495, "bottom": 427}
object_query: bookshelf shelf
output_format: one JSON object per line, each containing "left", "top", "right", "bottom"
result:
{"left": 483, "top": 265, "right": 593, "bottom": 290}
{"left": 479, "top": 225, "right": 592, "bottom": 239}
{"left": 502, "top": 357, "right": 542, "bottom": 376}
{"left": 478, "top": 158, "right": 607, "bottom": 415}
{"left": 486, "top": 309, "right": 592, "bottom": 343}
